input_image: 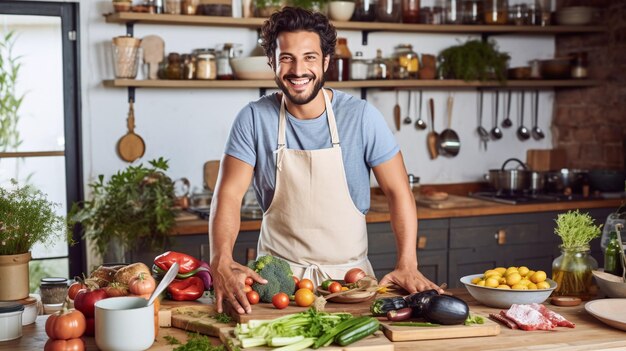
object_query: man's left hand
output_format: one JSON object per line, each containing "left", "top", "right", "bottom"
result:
{"left": 379, "top": 266, "right": 444, "bottom": 294}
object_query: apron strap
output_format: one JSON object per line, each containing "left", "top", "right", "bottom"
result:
{"left": 278, "top": 95, "right": 287, "bottom": 148}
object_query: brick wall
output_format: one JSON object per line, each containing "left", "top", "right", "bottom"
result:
{"left": 553, "top": 0, "right": 625, "bottom": 170}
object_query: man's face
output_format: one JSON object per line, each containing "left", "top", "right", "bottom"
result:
{"left": 273, "top": 31, "right": 329, "bottom": 105}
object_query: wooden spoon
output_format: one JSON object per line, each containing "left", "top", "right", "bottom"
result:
{"left": 427, "top": 98, "right": 439, "bottom": 159}
{"left": 117, "top": 100, "right": 145, "bottom": 162}
{"left": 393, "top": 90, "right": 401, "bottom": 132}
{"left": 140, "top": 35, "right": 165, "bottom": 80}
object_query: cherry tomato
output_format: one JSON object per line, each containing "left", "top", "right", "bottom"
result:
{"left": 344, "top": 268, "right": 366, "bottom": 284}
{"left": 272, "top": 292, "right": 290, "bottom": 309}
{"left": 67, "top": 281, "right": 87, "bottom": 300}
{"left": 292, "top": 276, "right": 300, "bottom": 286}
{"left": 246, "top": 290, "right": 260, "bottom": 305}
{"left": 321, "top": 280, "right": 335, "bottom": 291}
{"left": 245, "top": 277, "right": 254, "bottom": 286}
{"left": 298, "top": 279, "right": 314, "bottom": 292}
{"left": 294, "top": 288, "right": 316, "bottom": 307}
{"left": 243, "top": 285, "right": 252, "bottom": 293}
{"left": 328, "top": 282, "right": 342, "bottom": 293}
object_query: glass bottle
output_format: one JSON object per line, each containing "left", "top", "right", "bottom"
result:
{"left": 445, "top": 0, "right": 462, "bottom": 24}
{"left": 181, "top": 54, "right": 195, "bottom": 80}
{"left": 551, "top": 245, "right": 598, "bottom": 300}
{"left": 484, "top": 0, "right": 508, "bottom": 25}
{"left": 392, "top": 44, "right": 419, "bottom": 79}
{"left": 326, "top": 37, "right": 351, "bottom": 82}
{"left": 571, "top": 52, "right": 588, "bottom": 79}
{"left": 352, "top": 0, "right": 376, "bottom": 21}
{"left": 166, "top": 52, "right": 182, "bottom": 80}
{"left": 376, "top": 0, "right": 401, "bottom": 23}
{"left": 604, "top": 231, "right": 624, "bottom": 277}
{"left": 401, "top": 0, "right": 420, "bottom": 23}
{"left": 350, "top": 51, "right": 368, "bottom": 80}
{"left": 367, "top": 49, "right": 390, "bottom": 79}
{"left": 462, "top": 0, "right": 483, "bottom": 24}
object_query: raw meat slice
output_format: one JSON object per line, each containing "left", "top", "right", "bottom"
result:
{"left": 505, "top": 304, "right": 555, "bottom": 331}
{"left": 490, "top": 313, "right": 519, "bottom": 329}
{"left": 529, "top": 303, "right": 575, "bottom": 328}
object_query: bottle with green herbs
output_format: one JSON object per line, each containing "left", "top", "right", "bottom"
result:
{"left": 604, "top": 231, "right": 624, "bottom": 277}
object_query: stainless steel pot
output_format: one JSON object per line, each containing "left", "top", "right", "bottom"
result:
{"left": 544, "top": 169, "right": 589, "bottom": 193}
{"left": 530, "top": 171, "right": 545, "bottom": 193}
{"left": 485, "top": 158, "right": 531, "bottom": 192}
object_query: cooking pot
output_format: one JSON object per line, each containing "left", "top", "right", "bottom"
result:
{"left": 530, "top": 171, "right": 545, "bottom": 194}
{"left": 588, "top": 169, "right": 625, "bottom": 192}
{"left": 544, "top": 169, "right": 589, "bottom": 193}
{"left": 485, "top": 158, "right": 531, "bottom": 192}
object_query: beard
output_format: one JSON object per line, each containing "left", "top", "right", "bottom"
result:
{"left": 275, "top": 72, "right": 325, "bottom": 105}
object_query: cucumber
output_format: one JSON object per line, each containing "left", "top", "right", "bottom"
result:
{"left": 334, "top": 317, "right": 380, "bottom": 346}
{"left": 312, "top": 316, "right": 370, "bottom": 349}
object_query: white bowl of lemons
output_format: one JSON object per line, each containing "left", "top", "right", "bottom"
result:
{"left": 460, "top": 266, "right": 557, "bottom": 309}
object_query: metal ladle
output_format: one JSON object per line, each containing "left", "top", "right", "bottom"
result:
{"left": 531, "top": 90, "right": 545, "bottom": 140}
{"left": 517, "top": 91, "right": 530, "bottom": 140}
{"left": 414, "top": 90, "right": 427, "bottom": 130}
{"left": 476, "top": 90, "right": 489, "bottom": 150}
{"left": 502, "top": 90, "right": 513, "bottom": 128}
{"left": 403, "top": 91, "right": 412, "bottom": 124}
{"left": 490, "top": 90, "right": 503, "bottom": 140}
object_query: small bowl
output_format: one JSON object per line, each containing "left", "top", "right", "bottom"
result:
{"left": 329, "top": 1, "right": 356, "bottom": 21}
{"left": 539, "top": 58, "right": 572, "bottom": 79}
{"left": 95, "top": 297, "right": 154, "bottom": 351}
{"left": 230, "top": 57, "right": 274, "bottom": 80}
{"left": 593, "top": 270, "right": 626, "bottom": 298}
{"left": 460, "top": 274, "right": 557, "bottom": 308}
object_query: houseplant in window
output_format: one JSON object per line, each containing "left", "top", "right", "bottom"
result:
{"left": 551, "top": 210, "right": 602, "bottom": 300}
{"left": 69, "top": 158, "right": 176, "bottom": 263}
{"left": 0, "top": 179, "right": 69, "bottom": 300}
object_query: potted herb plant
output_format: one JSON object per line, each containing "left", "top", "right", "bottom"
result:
{"left": 0, "top": 180, "right": 69, "bottom": 300}
{"left": 552, "top": 209, "right": 602, "bottom": 300}
{"left": 69, "top": 158, "right": 176, "bottom": 263}
{"left": 437, "top": 39, "right": 510, "bottom": 82}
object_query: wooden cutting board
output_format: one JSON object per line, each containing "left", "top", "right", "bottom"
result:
{"left": 415, "top": 195, "right": 489, "bottom": 209}
{"left": 165, "top": 304, "right": 234, "bottom": 337}
{"left": 381, "top": 313, "right": 500, "bottom": 342}
{"left": 219, "top": 327, "right": 394, "bottom": 351}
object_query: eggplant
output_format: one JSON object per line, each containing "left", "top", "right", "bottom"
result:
{"left": 420, "top": 294, "right": 469, "bottom": 325}
{"left": 370, "top": 296, "right": 408, "bottom": 316}
{"left": 404, "top": 289, "right": 439, "bottom": 317}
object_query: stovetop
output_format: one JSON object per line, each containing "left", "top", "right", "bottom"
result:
{"left": 470, "top": 191, "right": 599, "bottom": 205}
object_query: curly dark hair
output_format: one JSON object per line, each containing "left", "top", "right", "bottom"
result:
{"left": 260, "top": 7, "right": 337, "bottom": 69}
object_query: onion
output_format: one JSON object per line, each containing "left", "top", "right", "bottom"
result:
{"left": 344, "top": 268, "right": 366, "bottom": 284}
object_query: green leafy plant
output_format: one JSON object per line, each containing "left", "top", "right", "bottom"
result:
{"left": 288, "top": 0, "right": 329, "bottom": 11}
{"left": 438, "top": 39, "right": 510, "bottom": 82}
{"left": 0, "top": 179, "right": 69, "bottom": 256}
{"left": 554, "top": 210, "right": 602, "bottom": 249}
{"left": 254, "top": 0, "right": 283, "bottom": 13}
{"left": 69, "top": 158, "right": 176, "bottom": 259}
{"left": 0, "top": 31, "right": 25, "bottom": 153}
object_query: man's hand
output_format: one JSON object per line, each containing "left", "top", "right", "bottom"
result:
{"left": 211, "top": 257, "right": 267, "bottom": 314}
{"left": 379, "top": 266, "right": 444, "bottom": 295}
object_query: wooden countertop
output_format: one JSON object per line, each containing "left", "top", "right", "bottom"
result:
{"left": 5, "top": 289, "right": 626, "bottom": 351}
{"left": 172, "top": 196, "right": 623, "bottom": 236}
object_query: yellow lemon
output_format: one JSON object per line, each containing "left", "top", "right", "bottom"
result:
{"left": 477, "top": 280, "right": 486, "bottom": 286}
{"left": 484, "top": 270, "right": 501, "bottom": 279}
{"left": 485, "top": 277, "right": 500, "bottom": 288}
{"left": 506, "top": 272, "right": 522, "bottom": 286}
{"left": 511, "top": 284, "right": 528, "bottom": 290}
{"left": 494, "top": 267, "right": 506, "bottom": 275}
{"left": 518, "top": 279, "right": 531, "bottom": 286}
{"left": 505, "top": 267, "right": 519, "bottom": 276}
{"left": 527, "top": 282, "right": 538, "bottom": 290}
{"left": 525, "top": 270, "right": 536, "bottom": 279}
{"left": 531, "top": 271, "right": 547, "bottom": 284}
{"left": 536, "top": 281, "right": 551, "bottom": 289}
{"left": 499, "top": 277, "right": 507, "bottom": 284}
{"left": 471, "top": 277, "right": 482, "bottom": 284}
{"left": 518, "top": 266, "right": 530, "bottom": 276}
{"left": 497, "top": 284, "right": 511, "bottom": 289}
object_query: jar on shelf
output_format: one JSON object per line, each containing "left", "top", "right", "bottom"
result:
{"left": 181, "top": 54, "right": 195, "bottom": 80}
{"left": 376, "top": 0, "right": 401, "bottom": 22}
{"left": 194, "top": 50, "right": 217, "bottom": 80}
{"left": 166, "top": 52, "right": 182, "bottom": 80}
{"left": 352, "top": 0, "right": 377, "bottom": 20}
{"left": 326, "top": 37, "right": 351, "bottom": 81}
{"left": 181, "top": 0, "right": 198, "bottom": 14}
{"left": 571, "top": 52, "right": 588, "bottom": 79}
{"left": 445, "top": 0, "right": 462, "bottom": 24}
{"left": 392, "top": 44, "right": 419, "bottom": 79}
{"left": 350, "top": 51, "right": 369, "bottom": 80}
{"left": 165, "top": 0, "right": 181, "bottom": 14}
{"left": 215, "top": 43, "right": 241, "bottom": 80}
{"left": 40, "top": 277, "right": 68, "bottom": 305}
{"left": 367, "top": 49, "right": 390, "bottom": 79}
{"left": 462, "top": 0, "right": 483, "bottom": 24}
{"left": 484, "top": 0, "right": 508, "bottom": 25}
{"left": 401, "top": 0, "right": 420, "bottom": 23}
{"left": 551, "top": 245, "right": 598, "bottom": 301}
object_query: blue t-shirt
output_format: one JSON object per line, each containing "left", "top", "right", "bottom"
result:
{"left": 224, "top": 89, "right": 399, "bottom": 214}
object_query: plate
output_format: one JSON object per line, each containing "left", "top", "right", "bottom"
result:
{"left": 584, "top": 299, "right": 626, "bottom": 331}
{"left": 316, "top": 287, "right": 377, "bottom": 304}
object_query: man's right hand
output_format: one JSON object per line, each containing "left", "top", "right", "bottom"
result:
{"left": 211, "top": 257, "right": 267, "bottom": 314}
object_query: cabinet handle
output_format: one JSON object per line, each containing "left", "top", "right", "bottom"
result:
{"left": 495, "top": 229, "right": 507, "bottom": 245}
{"left": 417, "top": 236, "right": 427, "bottom": 249}
{"left": 246, "top": 248, "right": 256, "bottom": 262}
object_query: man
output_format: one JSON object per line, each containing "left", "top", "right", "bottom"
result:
{"left": 209, "top": 7, "right": 442, "bottom": 315}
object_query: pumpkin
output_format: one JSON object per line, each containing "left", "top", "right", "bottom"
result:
{"left": 44, "top": 338, "right": 85, "bottom": 351}
{"left": 45, "top": 301, "right": 86, "bottom": 340}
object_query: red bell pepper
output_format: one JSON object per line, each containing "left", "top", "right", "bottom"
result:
{"left": 154, "top": 251, "right": 201, "bottom": 274}
{"left": 167, "top": 276, "right": 205, "bottom": 301}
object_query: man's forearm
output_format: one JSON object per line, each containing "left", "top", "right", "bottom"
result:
{"left": 209, "top": 195, "right": 244, "bottom": 263}
{"left": 386, "top": 189, "right": 418, "bottom": 268}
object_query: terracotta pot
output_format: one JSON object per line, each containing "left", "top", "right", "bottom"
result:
{"left": 0, "top": 252, "right": 31, "bottom": 301}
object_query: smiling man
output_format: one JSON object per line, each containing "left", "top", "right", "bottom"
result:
{"left": 209, "top": 7, "right": 442, "bottom": 315}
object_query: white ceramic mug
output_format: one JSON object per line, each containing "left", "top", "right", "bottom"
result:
{"left": 95, "top": 297, "right": 154, "bottom": 351}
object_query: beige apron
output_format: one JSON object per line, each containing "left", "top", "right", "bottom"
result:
{"left": 258, "top": 89, "right": 375, "bottom": 287}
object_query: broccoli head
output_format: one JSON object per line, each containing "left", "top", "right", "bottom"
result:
{"left": 248, "top": 255, "right": 296, "bottom": 303}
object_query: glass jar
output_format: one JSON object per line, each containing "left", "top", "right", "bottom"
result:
{"left": 551, "top": 245, "right": 598, "bottom": 300}
{"left": 181, "top": 0, "right": 198, "bottom": 14}
{"left": 401, "top": 0, "right": 420, "bottom": 23}
{"left": 484, "top": 0, "right": 508, "bottom": 24}
{"left": 571, "top": 52, "right": 588, "bottom": 79}
{"left": 327, "top": 37, "right": 351, "bottom": 81}
{"left": 165, "top": 0, "right": 181, "bottom": 14}
{"left": 445, "top": 0, "right": 462, "bottom": 24}
{"left": 392, "top": 44, "right": 419, "bottom": 79}
{"left": 353, "top": 0, "right": 376, "bottom": 20}
{"left": 376, "top": 0, "right": 401, "bottom": 22}
{"left": 367, "top": 49, "right": 390, "bottom": 79}
{"left": 40, "top": 277, "right": 68, "bottom": 305}
{"left": 509, "top": 3, "right": 528, "bottom": 25}
{"left": 350, "top": 51, "right": 369, "bottom": 80}
{"left": 166, "top": 52, "right": 182, "bottom": 80}
{"left": 462, "top": 0, "right": 483, "bottom": 24}
{"left": 195, "top": 52, "right": 217, "bottom": 80}
{"left": 215, "top": 43, "right": 241, "bottom": 80}
{"left": 181, "top": 54, "right": 195, "bottom": 80}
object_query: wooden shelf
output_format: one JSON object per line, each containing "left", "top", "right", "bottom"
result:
{"left": 103, "top": 78, "right": 602, "bottom": 89}
{"left": 104, "top": 12, "right": 605, "bottom": 35}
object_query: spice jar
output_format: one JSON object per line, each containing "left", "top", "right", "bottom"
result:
{"left": 181, "top": 0, "right": 198, "bottom": 14}
{"left": 165, "top": 0, "right": 181, "bottom": 14}
{"left": 353, "top": 0, "right": 376, "bottom": 21}
{"left": 181, "top": 54, "right": 195, "bottom": 80}
{"left": 393, "top": 44, "right": 419, "bottom": 79}
{"left": 402, "top": 0, "right": 420, "bottom": 23}
{"left": 215, "top": 43, "right": 240, "bottom": 80}
{"left": 40, "top": 277, "right": 68, "bottom": 305}
{"left": 194, "top": 50, "right": 217, "bottom": 80}
{"left": 350, "top": 51, "right": 368, "bottom": 80}
{"left": 445, "top": 0, "right": 462, "bottom": 24}
{"left": 484, "top": 0, "right": 508, "bottom": 24}
{"left": 327, "top": 37, "right": 351, "bottom": 82}
{"left": 166, "top": 52, "right": 182, "bottom": 79}
{"left": 376, "top": 0, "right": 401, "bottom": 22}
{"left": 571, "top": 52, "right": 588, "bottom": 79}
{"left": 367, "top": 49, "right": 390, "bottom": 79}
{"left": 462, "top": 0, "right": 483, "bottom": 24}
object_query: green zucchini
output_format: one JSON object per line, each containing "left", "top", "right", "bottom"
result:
{"left": 312, "top": 316, "right": 370, "bottom": 349}
{"left": 335, "top": 317, "right": 380, "bottom": 346}
{"left": 370, "top": 296, "right": 408, "bottom": 316}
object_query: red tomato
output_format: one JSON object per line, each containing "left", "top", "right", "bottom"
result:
{"left": 272, "top": 292, "right": 290, "bottom": 309}
{"left": 298, "top": 279, "right": 314, "bottom": 292}
{"left": 245, "top": 277, "right": 254, "bottom": 286}
{"left": 292, "top": 276, "right": 300, "bottom": 286}
{"left": 344, "top": 268, "right": 366, "bottom": 284}
{"left": 328, "top": 282, "right": 342, "bottom": 293}
{"left": 128, "top": 273, "right": 156, "bottom": 295}
{"left": 45, "top": 306, "right": 86, "bottom": 340}
{"left": 247, "top": 290, "right": 260, "bottom": 305}
{"left": 74, "top": 289, "right": 108, "bottom": 318}
{"left": 44, "top": 338, "right": 85, "bottom": 351}
{"left": 67, "top": 281, "right": 87, "bottom": 300}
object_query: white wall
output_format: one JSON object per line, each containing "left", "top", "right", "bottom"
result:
{"left": 80, "top": 1, "right": 555, "bottom": 191}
